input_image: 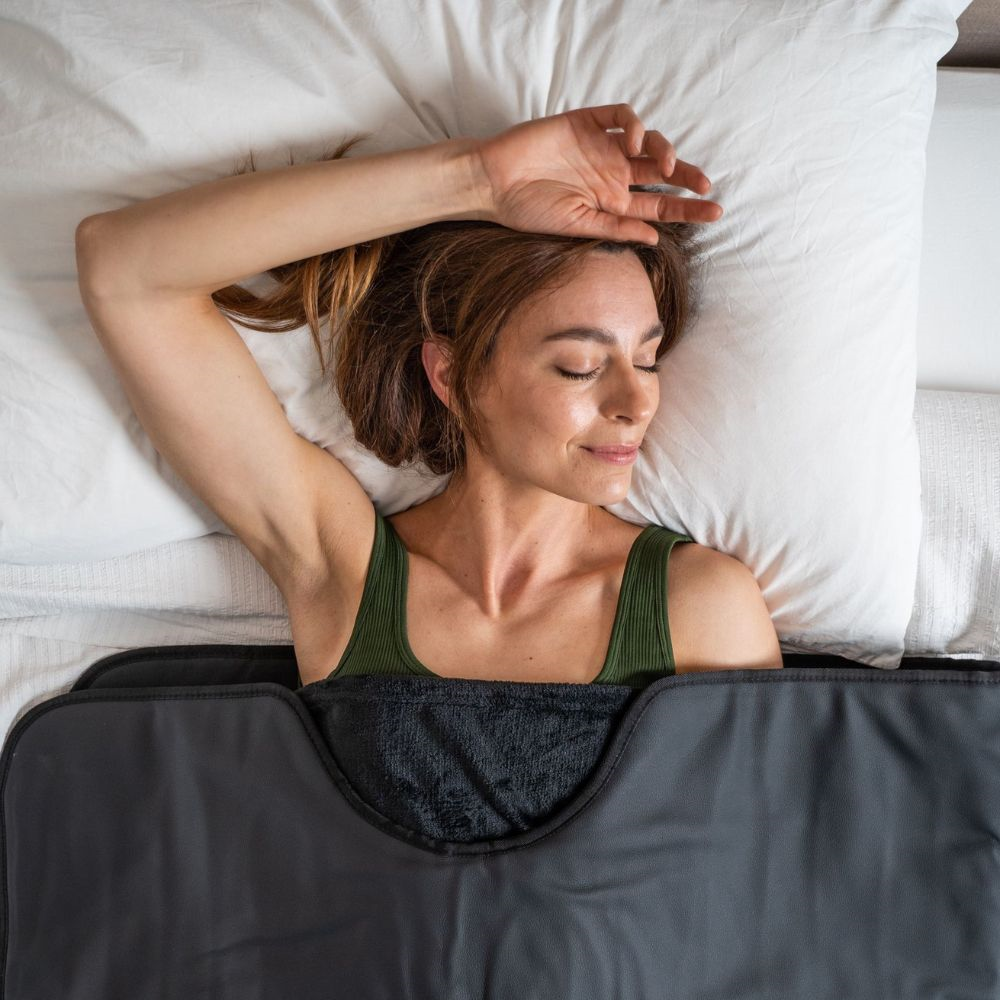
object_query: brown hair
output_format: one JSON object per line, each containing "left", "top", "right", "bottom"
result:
{"left": 212, "top": 135, "right": 710, "bottom": 481}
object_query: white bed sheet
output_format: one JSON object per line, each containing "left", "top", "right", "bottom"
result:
{"left": 906, "top": 389, "right": 1000, "bottom": 658}
{"left": 0, "top": 531, "right": 291, "bottom": 743}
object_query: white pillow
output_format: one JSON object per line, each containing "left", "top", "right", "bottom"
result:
{"left": 905, "top": 389, "right": 1000, "bottom": 659}
{"left": 0, "top": 0, "right": 971, "bottom": 670}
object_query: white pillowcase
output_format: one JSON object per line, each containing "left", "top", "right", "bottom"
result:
{"left": 0, "top": 0, "right": 972, "bottom": 670}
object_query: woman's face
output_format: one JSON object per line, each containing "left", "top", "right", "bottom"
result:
{"left": 427, "top": 250, "right": 664, "bottom": 508}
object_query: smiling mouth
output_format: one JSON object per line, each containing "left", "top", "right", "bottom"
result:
{"left": 584, "top": 446, "right": 639, "bottom": 465}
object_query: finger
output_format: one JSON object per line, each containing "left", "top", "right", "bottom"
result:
{"left": 628, "top": 189, "right": 725, "bottom": 223}
{"left": 633, "top": 129, "right": 676, "bottom": 176}
{"left": 590, "top": 102, "right": 646, "bottom": 157}
{"left": 588, "top": 209, "right": 662, "bottom": 246}
{"left": 628, "top": 156, "right": 677, "bottom": 187}
{"left": 628, "top": 157, "right": 706, "bottom": 190}
{"left": 673, "top": 162, "right": 714, "bottom": 195}
{"left": 632, "top": 131, "right": 712, "bottom": 192}
{"left": 630, "top": 158, "right": 714, "bottom": 194}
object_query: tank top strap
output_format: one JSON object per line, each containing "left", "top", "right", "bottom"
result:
{"left": 595, "top": 524, "right": 694, "bottom": 689}
{"left": 327, "top": 511, "right": 413, "bottom": 679}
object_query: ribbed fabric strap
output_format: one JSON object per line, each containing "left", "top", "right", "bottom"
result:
{"left": 593, "top": 525, "right": 692, "bottom": 688}
{"left": 328, "top": 511, "right": 400, "bottom": 678}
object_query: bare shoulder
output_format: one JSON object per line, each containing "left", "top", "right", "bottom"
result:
{"left": 668, "top": 543, "right": 784, "bottom": 673}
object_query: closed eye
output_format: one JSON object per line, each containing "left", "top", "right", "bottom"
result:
{"left": 558, "top": 363, "right": 662, "bottom": 381}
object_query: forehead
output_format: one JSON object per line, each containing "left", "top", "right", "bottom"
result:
{"left": 539, "top": 322, "right": 665, "bottom": 348}
{"left": 512, "top": 254, "right": 659, "bottom": 344}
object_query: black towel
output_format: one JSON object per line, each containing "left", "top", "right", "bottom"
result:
{"left": 296, "top": 674, "right": 638, "bottom": 844}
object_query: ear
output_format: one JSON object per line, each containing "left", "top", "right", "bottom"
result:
{"left": 421, "top": 338, "right": 454, "bottom": 409}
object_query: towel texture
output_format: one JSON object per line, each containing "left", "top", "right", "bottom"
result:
{"left": 296, "top": 674, "right": 638, "bottom": 843}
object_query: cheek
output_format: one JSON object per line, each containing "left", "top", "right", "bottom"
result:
{"left": 501, "top": 385, "right": 587, "bottom": 442}
{"left": 494, "top": 371, "right": 602, "bottom": 436}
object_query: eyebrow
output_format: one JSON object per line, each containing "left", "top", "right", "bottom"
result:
{"left": 541, "top": 322, "right": 665, "bottom": 347}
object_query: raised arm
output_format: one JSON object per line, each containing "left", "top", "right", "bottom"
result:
{"left": 71, "top": 135, "right": 492, "bottom": 602}
{"left": 77, "top": 103, "right": 722, "bottom": 299}
{"left": 75, "top": 135, "right": 491, "bottom": 299}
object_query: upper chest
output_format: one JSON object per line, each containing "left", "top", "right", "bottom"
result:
{"left": 288, "top": 522, "right": 706, "bottom": 687}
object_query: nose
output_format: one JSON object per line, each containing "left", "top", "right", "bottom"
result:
{"left": 600, "top": 362, "right": 657, "bottom": 424}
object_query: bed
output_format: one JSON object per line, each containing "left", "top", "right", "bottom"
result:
{"left": 1, "top": 0, "right": 999, "bottom": 996}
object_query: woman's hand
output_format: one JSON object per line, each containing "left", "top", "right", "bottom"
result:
{"left": 471, "top": 103, "right": 724, "bottom": 245}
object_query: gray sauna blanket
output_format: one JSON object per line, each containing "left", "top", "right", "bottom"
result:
{"left": 296, "top": 674, "right": 637, "bottom": 842}
{"left": 8, "top": 649, "right": 1000, "bottom": 999}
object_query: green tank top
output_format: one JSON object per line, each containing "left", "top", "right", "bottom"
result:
{"left": 326, "top": 512, "right": 694, "bottom": 690}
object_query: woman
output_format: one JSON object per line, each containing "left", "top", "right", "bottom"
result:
{"left": 75, "top": 103, "right": 782, "bottom": 690}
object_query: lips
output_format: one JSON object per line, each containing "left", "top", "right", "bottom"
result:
{"left": 586, "top": 445, "right": 639, "bottom": 455}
